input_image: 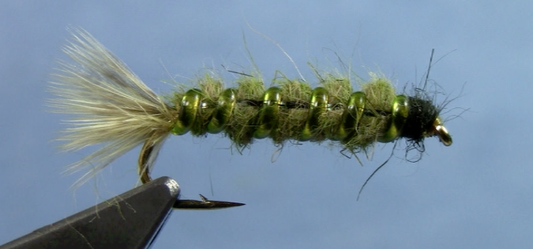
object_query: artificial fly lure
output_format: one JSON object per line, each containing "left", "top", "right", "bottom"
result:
{"left": 50, "top": 29, "right": 452, "bottom": 209}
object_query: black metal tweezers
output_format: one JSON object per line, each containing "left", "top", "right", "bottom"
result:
{"left": 0, "top": 177, "right": 244, "bottom": 249}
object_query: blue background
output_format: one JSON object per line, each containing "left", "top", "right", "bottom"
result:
{"left": 1, "top": 1, "right": 532, "bottom": 248}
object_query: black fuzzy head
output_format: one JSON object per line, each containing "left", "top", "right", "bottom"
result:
{"left": 400, "top": 96, "right": 439, "bottom": 142}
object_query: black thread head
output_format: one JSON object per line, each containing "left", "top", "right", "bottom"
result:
{"left": 401, "top": 96, "right": 439, "bottom": 143}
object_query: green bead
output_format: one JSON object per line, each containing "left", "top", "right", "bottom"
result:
{"left": 333, "top": 91, "right": 366, "bottom": 140}
{"left": 301, "top": 87, "right": 328, "bottom": 141}
{"left": 207, "top": 88, "right": 236, "bottom": 134}
{"left": 172, "top": 89, "right": 201, "bottom": 135}
{"left": 378, "top": 95, "right": 408, "bottom": 142}
{"left": 253, "top": 87, "right": 282, "bottom": 138}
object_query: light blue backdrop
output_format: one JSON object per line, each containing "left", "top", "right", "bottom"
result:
{"left": 1, "top": 1, "right": 531, "bottom": 248}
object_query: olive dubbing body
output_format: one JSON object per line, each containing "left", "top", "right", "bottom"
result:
{"left": 171, "top": 75, "right": 452, "bottom": 153}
